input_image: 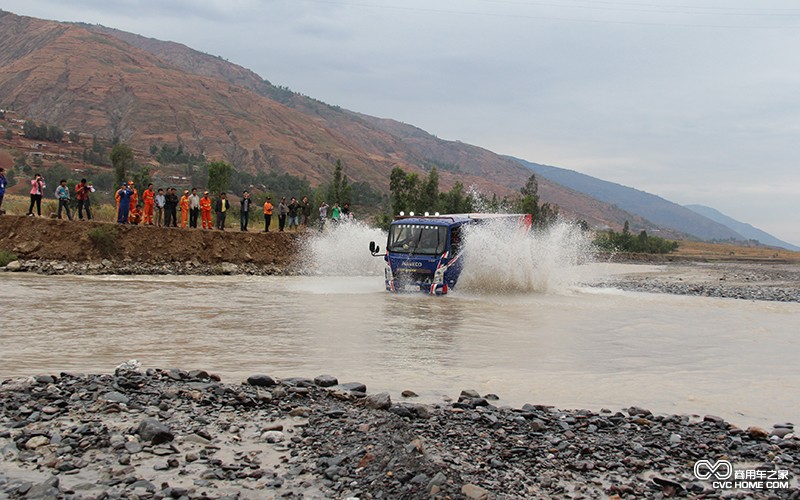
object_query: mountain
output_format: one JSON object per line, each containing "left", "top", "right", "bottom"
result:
{"left": 512, "top": 157, "right": 747, "bottom": 241}
{"left": 0, "top": 9, "right": 656, "bottom": 232}
{"left": 685, "top": 205, "right": 800, "bottom": 251}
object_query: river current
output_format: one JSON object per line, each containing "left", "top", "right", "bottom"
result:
{"left": 0, "top": 222, "right": 797, "bottom": 427}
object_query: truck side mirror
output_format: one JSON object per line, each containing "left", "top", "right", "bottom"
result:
{"left": 369, "top": 241, "right": 380, "bottom": 255}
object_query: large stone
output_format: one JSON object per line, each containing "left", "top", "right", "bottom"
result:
{"left": 338, "top": 382, "right": 367, "bottom": 393}
{"left": 247, "top": 374, "right": 277, "bottom": 387}
{"left": 5, "top": 260, "right": 22, "bottom": 272}
{"left": 137, "top": 419, "right": 174, "bottom": 445}
{"left": 746, "top": 426, "right": 769, "bottom": 439}
{"left": 220, "top": 262, "right": 238, "bottom": 274}
{"left": 460, "top": 389, "right": 481, "bottom": 399}
{"left": 314, "top": 374, "right": 338, "bottom": 387}
{"left": 25, "top": 436, "right": 50, "bottom": 450}
{"left": 461, "top": 483, "right": 489, "bottom": 500}
{"left": 98, "top": 391, "right": 130, "bottom": 405}
{"left": 365, "top": 392, "right": 392, "bottom": 410}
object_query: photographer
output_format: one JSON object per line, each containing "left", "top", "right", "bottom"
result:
{"left": 27, "top": 173, "right": 45, "bottom": 217}
{"left": 75, "top": 178, "right": 94, "bottom": 220}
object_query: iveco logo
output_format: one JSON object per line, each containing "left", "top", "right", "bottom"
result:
{"left": 400, "top": 261, "right": 423, "bottom": 267}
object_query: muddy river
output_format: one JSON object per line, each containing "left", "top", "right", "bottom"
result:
{"left": 1, "top": 265, "right": 797, "bottom": 428}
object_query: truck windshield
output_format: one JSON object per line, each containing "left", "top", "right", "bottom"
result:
{"left": 388, "top": 224, "right": 448, "bottom": 255}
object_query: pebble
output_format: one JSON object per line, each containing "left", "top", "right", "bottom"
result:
{"left": 364, "top": 392, "right": 392, "bottom": 410}
{"left": 246, "top": 374, "right": 276, "bottom": 387}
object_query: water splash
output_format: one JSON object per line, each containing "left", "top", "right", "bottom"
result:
{"left": 306, "top": 221, "right": 387, "bottom": 276}
{"left": 306, "top": 215, "right": 595, "bottom": 293}
{"left": 456, "top": 219, "right": 595, "bottom": 294}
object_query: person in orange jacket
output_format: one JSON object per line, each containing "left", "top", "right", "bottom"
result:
{"left": 179, "top": 189, "right": 190, "bottom": 228}
{"left": 142, "top": 183, "right": 155, "bottom": 225}
{"left": 199, "top": 191, "right": 213, "bottom": 229}
{"left": 263, "top": 196, "right": 273, "bottom": 232}
{"left": 128, "top": 181, "right": 138, "bottom": 218}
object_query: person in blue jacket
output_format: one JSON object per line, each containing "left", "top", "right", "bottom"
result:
{"left": 116, "top": 184, "right": 133, "bottom": 224}
{"left": 0, "top": 167, "right": 7, "bottom": 213}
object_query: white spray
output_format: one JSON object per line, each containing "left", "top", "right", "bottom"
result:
{"left": 306, "top": 214, "right": 595, "bottom": 293}
{"left": 456, "top": 219, "right": 595, "bottom": 294}
{"left": 306, "top": 221, "right": 387, "bottom": 276}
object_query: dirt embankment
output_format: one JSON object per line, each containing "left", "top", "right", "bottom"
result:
{"left": 0, "top": 215, "right": 302, "bottom": 269}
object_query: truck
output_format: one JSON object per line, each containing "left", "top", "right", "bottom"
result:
{"left": 369, "top": 212, "right": 532, "bottom": 295}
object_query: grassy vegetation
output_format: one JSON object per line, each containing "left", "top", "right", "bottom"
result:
{"left": 0, "top": 250, "right": 18, "bottom": 267}
{"left": 594, "top": 223, "right": 680, "bottom": 254}
{"left": 87, "top": 225, "right": 117, "bottom": 256}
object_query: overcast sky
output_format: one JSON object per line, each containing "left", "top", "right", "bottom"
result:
{"left": 5, "top": 0, "right": 800, "bottom": 244}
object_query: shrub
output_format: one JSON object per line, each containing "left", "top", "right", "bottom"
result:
{"left": 0, "top": 250, "right": 18, "bottom": 267}
{"left": 88, "top": 225, "right": 117, "bottom": 256}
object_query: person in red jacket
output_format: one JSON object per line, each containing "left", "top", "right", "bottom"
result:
{"left": 199, "top": 191, "right": 213, "bottom": 229}
{"left": 142, "top": 184, "right": 155, "bottom": 225}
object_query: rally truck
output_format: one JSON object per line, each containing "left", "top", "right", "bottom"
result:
{"left": 369, "top": 212, "right": 532, "bottom": 295}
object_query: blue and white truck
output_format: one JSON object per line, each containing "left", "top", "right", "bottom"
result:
{"left": 370, "top": 213, "right": 532, "bottom": 295}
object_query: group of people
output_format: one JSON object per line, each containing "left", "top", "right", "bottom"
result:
{"left": 8, "top": 172, "right": 354, "bottom": 232}
{"left": 21, "top": 174, "right": 95, "bottom": 221}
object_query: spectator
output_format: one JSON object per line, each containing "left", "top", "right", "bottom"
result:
{"left": 75, "top": 178, "right": 93, "bottom": 220}
{"left": 287, "top": 197, "right": 300, "bottom": 231}
{"left": 129, "top": 204, "right": 142, "bottom": 225}
{"left": 189, "top": 188, "right": 200, "bottom": 228}
{"left": 240, "top": 191, "right": 252, "bottom": 232}
{"left": 154, "top": 188, "right": 165, "bottom": 227}
{"left": 301, "top": 196, "right": 311, "bottom": 228}
{"left": 200, "top": 191, "right": 213, "bottom": 229}
{"left": 331, "top": 202, "right": 341, "bottom": 224}
{"left": 116, "top": 184, "right": 133, "bottom": 224}
{"left": 142, "top": 184, "right": 155, "bottom": 225}
{"left": 0, "top": 168, "right": 7, "bottom": 213}
{"left": 278, "top": 197, "right": 288, "bottom": 232}
{"left": 263, "top": 196, "right": 273, "bottom": 232}
{"left": 319, "top": 201, "right": 329, "bottom": 231}
{"left": 164, "top": 188, "right": 179, "bottom": 227}
{"left": 27, "top": 173, "right": 46, "bottom": 217}
{"left": 179, "top": 190, "right": 190, "bottom": 228}
{"left": 128, "top": 181, "right": 138, "bottom": 218}
{"left": 215, "top": 192, "right": 230, "bottom": 230}
{"left": 55, "top": 179, "right": 72, "bottom": 221}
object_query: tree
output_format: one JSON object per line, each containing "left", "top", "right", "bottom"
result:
{"left": 4, "top": 129, "right": 12, "bottom": 141}
{"left": 327, "top": 159, "right": 344, "bottom": 204}
{"left": 420, "top": 166, "right": 439, "bottom": 211}
{"left": 439, "top": 182, "right": 472, "bottom": 214}
{"left": 389, "top": 166, "right": 420, "bottom": 215}
{"left": 131, "top": 165, "right": 152, "bottom": 195}
{"left": 110, "top": 143, "right": 134, "bottom": 188}
{"left": 207, "top": 160, "right": 233, "bottom": 195}
{"left": 69, "top": 131, "right": 80, "bottom": 144}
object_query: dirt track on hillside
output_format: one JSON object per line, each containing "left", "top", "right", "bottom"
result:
{"left": 0, "top": 215, "right": 302, "bottom": 269}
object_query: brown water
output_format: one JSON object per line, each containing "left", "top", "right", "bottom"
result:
{"left": 1, "top": 267, "right": 797, "bottom": 427}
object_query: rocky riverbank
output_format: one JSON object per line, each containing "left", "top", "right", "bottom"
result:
{"left": 0, "top": 215, "right": 303, "bottom": 273}
{"left": 1, "top": 259, "right": 289, "bottom": 277}
{"left": 1, "top": 366, "right": 797, "bottom": 499}
{"left": 589, "top": 261, "right": 800, "bottom": 303}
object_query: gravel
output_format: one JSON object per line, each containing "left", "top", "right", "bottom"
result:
{"left": 591, "top": 261, "right": 800, "bottom": 302}
{"left": 1, "top": 366, "right": 798, "bottom": 499}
